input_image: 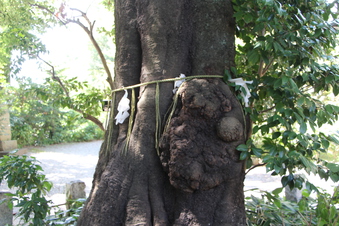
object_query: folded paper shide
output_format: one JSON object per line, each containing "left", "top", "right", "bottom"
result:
{"left": 228, "top": 78, "right": 253, "bottom": 107}
{"left": 115, "top": 90, "right": 130, "bottom": 124}
{"left": 173, "top": 73, "right": 186, "bottom": 94}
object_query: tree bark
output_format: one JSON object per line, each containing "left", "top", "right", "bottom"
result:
{"left": 77, "top": 1, "right": 246, "bottom": 225}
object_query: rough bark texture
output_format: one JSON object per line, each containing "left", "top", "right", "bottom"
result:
{"left": 77, "top": 1, "right": 246, "bottom": 225}
{"left": 160, "top": 79, "right": 245, "bottom": 193}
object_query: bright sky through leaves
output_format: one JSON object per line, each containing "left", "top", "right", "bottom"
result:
{"left": 16, "top": 0, "right": 113, "bottom": 85}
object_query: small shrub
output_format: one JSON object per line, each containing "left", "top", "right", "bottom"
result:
{"left": 46, "top": 198, "right": 86, "bottom": 226}
{"left": 0, "top": 154, "right": 53, "bottom": 225}
{"left": 245, "top": 186, "right": 339, "bottom": 226}
{"left": 8, "top": 78, "right": 105, "bottom": 147}
{"left": 0, "top": 154, "right": 86, "bottom": 225}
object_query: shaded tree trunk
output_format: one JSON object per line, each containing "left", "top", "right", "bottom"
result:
{"left": 77, "top": 1, "right": 247, "bottom": 225}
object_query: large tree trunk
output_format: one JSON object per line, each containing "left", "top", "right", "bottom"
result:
{"left": 77, "top": 1, "right": 247, "bottom": 225}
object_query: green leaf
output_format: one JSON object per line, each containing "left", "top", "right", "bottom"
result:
{"left": 288, "top": 78, "right": 300, "bottom": 93}
{"left": 272, "top": 187, "right": 283, "bottom": 196}
{"left": 329, "top": 173, "right": 339, "bottom": 182}
{"left": 240, "top": 151, "right": 249, "bottom": 160}
{"left": 274, "top": 164, "right": 281, "bottom": 174}
{"left": 274, "top": 78, "right": 283, "bottom": 89}
{"left": 252, "top": 126, "right": 259, "bottom": 134}
{"left": 299, "top": 121, "right": 307, "bottom": 134}
{"left": 321, "top": 139, "right": 330, "bottom": 149}
{"left": 273, "top": 42, "right": 283, "bottom": 52}
{"left": 327, "top": 163, "right": 339, "bottom": 173}
{"left": 252, "top": 147, "right": 263, "bottom": 157}
{"left": 301, "top": 189, "right": 310, "bottom": 198}
{"left": 237, "top": 144, "right": 249, "bottom": 152}
{"left": 319, "top": 168, "right": 329, "bottom": 180}
{"left": 300, "top": 155, "right": 317, "bottom": 174}
{"left": 273, "top": 199, "right": 281, "bottom": 208}
{"left": 247, "top": 50, "right": 260, "bottom": 64}
{"left": 297, "top": 97, "right": 304, "bottom": 106}
{"left": 260, "top": 125, "right": 269, "bottom": 134}
{"left": 244, "top": 14, "right": 253, "bottom": 24}
{"left": 43, "top": 181, "right": 53, "bottom": 192}
{"left": 281, "top": 176, "right": 289, "bottom": 187}
{"left": 272, "top": 132, "right": 281, "bottom": 139}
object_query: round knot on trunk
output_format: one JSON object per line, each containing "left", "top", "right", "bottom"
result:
{"left": 160, "top": 79, "right": 246, "bottom": 193}
{"left": 217, "top": 117, "right": 244, "bottom": 142}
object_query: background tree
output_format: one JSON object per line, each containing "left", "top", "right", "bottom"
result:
{"left": 7, "top": 77, "right": 104, "bottom": 146}
{"left": 0, "top": 0, "right": 112, "bottom": 133}
{"left": 233, "top": 0, "right": 339, "bottom": 188}
{"left": 0, "top": 0, "right": 53, "bottom": 78}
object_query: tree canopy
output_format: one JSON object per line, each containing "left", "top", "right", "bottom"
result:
{"left": 1, "top": 0, "right": 114, "bottom": 131}
{"left": 231, "top": 0, "right": 339, "bottom": 189}
{"left": 0, "top": 0, "right": 55, "bottom": 77}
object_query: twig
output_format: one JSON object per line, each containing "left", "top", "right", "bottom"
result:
{"left": 35, "top": 55, "right": 70, "bottom": 98}
{"left": 262, "top": 58, "right": 274, "bottom": 76}
{"left": 31, "top": 4, "right": 115, "bottom": 90}
{"left": 259, "top": 105, "right": 275, "bottom": 114}
{"left": 66, "top": 8, "right": 114, "bottom": 90}
{"left": 50, "top": 202, "right": 67, "bottom": 208}
{"left": 245, "top": 163, "right": 267, "bottom": 175}
{"left": 35, "top": 55, "right": 105, "bottom": 131}
{"left": 30, "top": 3, "right": 67, "bottom": 25}
{"left": 258, "top": 28, "right": 266, "bottom": 77}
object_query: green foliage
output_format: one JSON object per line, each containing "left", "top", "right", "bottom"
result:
{"left": 246, "top": 188, "right": 306, "bottom": 225}
{"left": 0, "top": 154, "right": 86, "bottom": 226}
{"left": 0, "top": 155, "right": 53, "bottom": 225}
{"left": 0, "top": 0, "right": 56, "bottom": 77}
{"left": 232, "top": 0, "right": 339, "bottom": 188}
{"left": 1, "top": 0, "right": 111, "bottom": 135}
{"left": 46, "top": 198, "right": 86, "bottom": 226}
{"left": 6, "top": 78, "right": 104, "bottom": 146}
{"left": 58, "top": 77, "right": 107, "bottom": 118}
{"left": 246, "top": 186, "right": 339, "bottom": 226}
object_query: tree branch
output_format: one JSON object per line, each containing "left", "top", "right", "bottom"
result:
{"left": 258, "top": 57, "right": 274, "bottom": 77}
{"left": 259, "top": 105, "right": 275, "bottom": 114}
{"left": 262, "top": 58, "right": 274, "bottom": 76}
{"left": 80, "top": 112, "right": 105, "bottom": 131}
{"left": 36, "top": 55, "right": 70, "bottom": 98}
{"left": 30, "top": 3, "right": 68, "bottom": 25}
{"left": 245, "top": 163, "right": 267, "bottom": 175}
{"left": 257, "top": 27, "right": 275, "bottom": 78}
{"left": 32, "top": 4, "right": 115, "bottom": 90}
{"left": 257, "top": 28, "right": 266, "bottom": 77}
{"left": 66, "top": 8, "right": 114, "bottom": 90}
{"left": 37, "top": 56, "right": 105, "bottom": 131}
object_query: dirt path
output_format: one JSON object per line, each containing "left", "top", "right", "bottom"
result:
{"left": 30, "top": 140, "right": 102, "bottom": 203}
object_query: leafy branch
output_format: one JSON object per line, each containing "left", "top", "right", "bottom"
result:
{"left": 31, "top": 3, "right": 114, "bottom": 90}
{"left": 0, "top": 155, "right": 52, "bottom": 225}
{"left": 233, "top": 0, "right": 339, "bottom": 190}
{"left": 35, "top": 54, "right": 105, "bottom": 131}
{"left": 56, "top": 4, "right": 114, "bottom": 90}
{"left": 27, "top": 3, "right": 111, "bottom": 131}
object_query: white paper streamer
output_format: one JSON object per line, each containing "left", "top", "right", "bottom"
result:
{"left": 115, "top": 90, "right": 130, "bottom": 125}
{"left": 228, "top": 78, "right": 253, "bottom": 107}
{"left": 173, "top": 73, "right": 186, "bottom": 94}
